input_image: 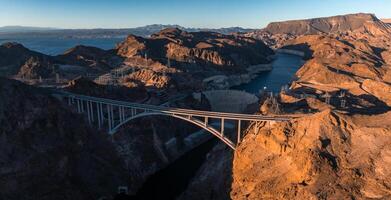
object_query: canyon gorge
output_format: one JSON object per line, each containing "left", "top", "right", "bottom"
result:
{"left": 0, "top": 11, "right": 391, "bottom": 200}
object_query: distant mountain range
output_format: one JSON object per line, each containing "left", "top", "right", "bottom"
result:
{"left": 0, "top": 24, "right": 254, "bottom": 38}
{"left": 0, "top": 26, "right": 57, "bottom": 33}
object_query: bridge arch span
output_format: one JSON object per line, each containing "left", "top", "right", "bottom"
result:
{"left": 55, "top": 91, "right": 294, "bottom": 150}
{"left": 109, "top": 111, "right": 236, "bottom": 149}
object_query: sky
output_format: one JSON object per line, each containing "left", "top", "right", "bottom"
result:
{"left": 0, "top": 0, "right": 390, "bottom": 29}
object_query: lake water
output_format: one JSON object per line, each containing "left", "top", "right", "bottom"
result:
{"left": 0, "top": 37, "right": 124, "bottom": 55}
{"left": 234, "top": 53, "right": 304, "bottom": 93}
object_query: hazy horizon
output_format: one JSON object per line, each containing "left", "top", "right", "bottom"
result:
{"left": 1, "top": 0, "right": 391, "bottom": 29}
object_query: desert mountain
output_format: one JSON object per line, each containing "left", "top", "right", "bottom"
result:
{"left": 116, "top": 28, "right": 273, "bottom": 69}
{"left": 0, "top": 42, "right": 53, "bottom": 76}
{"left": 263, "top": 13, "right": 389, "bottom": 35}
{"left": 244, "top": 13, "right": 391, "bottom": 48}
{"left": 0, "top": 25, "right": 57, "bottom": 33}
{"left": 55, "top": 45, "right": 122, "bottom": 72}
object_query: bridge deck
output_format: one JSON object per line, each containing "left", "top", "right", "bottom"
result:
{"left": 55, "top": 91, "right": 295, "bottom": 122}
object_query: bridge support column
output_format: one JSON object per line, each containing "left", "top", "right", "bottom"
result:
{"left": 87, "top": 101, "right": 91, "bottom": 124}
{"left": 90, "top": 101, "right": 94, "bottom": 123}
{"left": 221, "top": 118, "right": 225, "bottom": 137}
{"left": 76, "top": 99, "right": 81, "bottom": 113}
{"left": 119, "top": 106, "right": 125, "bottom": 123}
{"left": 100, "top": 103, "right": 104, "bottom": 129}
{"left": 97, "top": 102, "right": 102, "bottom": 129}
{"left": 80, "top": 100, "right": 84, "bottom": 112}
{"left": 237, "top": 120, "right": 241, "bottom": 145}
{"left": 204, "top": 117, "right": 208, "bottom": 127}
{"left": 107, "top": 104, "right": 113, "bottom": 132}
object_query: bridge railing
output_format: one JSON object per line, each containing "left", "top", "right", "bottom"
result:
{"left": 54, "top": 91, "right": 295, "bottom": 150}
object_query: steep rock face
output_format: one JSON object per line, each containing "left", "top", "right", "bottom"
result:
{"left": 123, "top": 69, "right": 172, "bottom": 89}
{"left": 179, "top": 143, "right": 233, "bottom": 200}
{"left": 116, "top": 28, "right": 273, "bottom": 69}
{"left": 0, "top": 42, "right": 52, "bottom": 76}
{"left": 0, "top": 78, "right": 128, "bottom": 200}
{"left": 231, "top": 110, "right": 391, "bottom": 199}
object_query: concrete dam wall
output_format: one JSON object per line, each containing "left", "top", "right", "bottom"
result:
{"left": 193, "top": 90, "right": 259, "bottom": 113}
{"left": 275, "top": 49, "right": 305, "bottom": 57}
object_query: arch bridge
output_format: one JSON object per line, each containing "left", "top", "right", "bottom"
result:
{"left": 55, "top": 92, "right": 293, "bottom": 150}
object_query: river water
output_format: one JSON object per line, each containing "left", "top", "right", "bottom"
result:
{"left": 234, "top": 53, "right": 304, "bottom": 93}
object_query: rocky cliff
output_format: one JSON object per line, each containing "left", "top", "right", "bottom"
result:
{"left": 231, "top": 110, "right": 391, "bottom": 199}
{"left": 0, "top": 78, "right": 129, "bottom": 200}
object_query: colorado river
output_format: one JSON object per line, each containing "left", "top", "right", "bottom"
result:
{"left": 233, "top": 53, "right": 304, "bottom": 93}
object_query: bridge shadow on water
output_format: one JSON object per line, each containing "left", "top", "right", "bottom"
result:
{"left": 115, "top": 138, "right": 218, "bottom": 200}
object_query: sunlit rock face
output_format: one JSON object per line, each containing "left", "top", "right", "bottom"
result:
{"left": 116, "top": 28, "right": 274, "bottom": 69}
{"left": 264, "top": 13, "right": 387, "bottom": 35}
{"left": 231, "top": 110, "right": 391, "bottom": 199}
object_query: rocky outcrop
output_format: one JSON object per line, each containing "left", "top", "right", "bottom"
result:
{"left": 361, "top": 79, "right": 391, "bottom": 106}
{"left": 116, "top": 28, "right": 274, "bottom": 69}
{"left": 16, "top": 56, "right": 57, "bottom": 79}
{"left": 0, "top": 42, "right": 52, "bottom": 76}
{"left": 278, "top": 34, "right": 391, "bottom": 113}
{"left": 231, "top": 110, "right": 391, "bottom": 199}
{"left": 0, "top": 78, "right": 129, "bottom": 200}
{"left": 65, "top": 77, "right": 148, "bottom": 102}
{"left": 55, "top": 45, "right": 122, "bottom": 72}
{"left": 115, "top": 28, "right": 274, "bottom": 91}
{"left": 122, "top": 69, "right": 172, "bottom": 89}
